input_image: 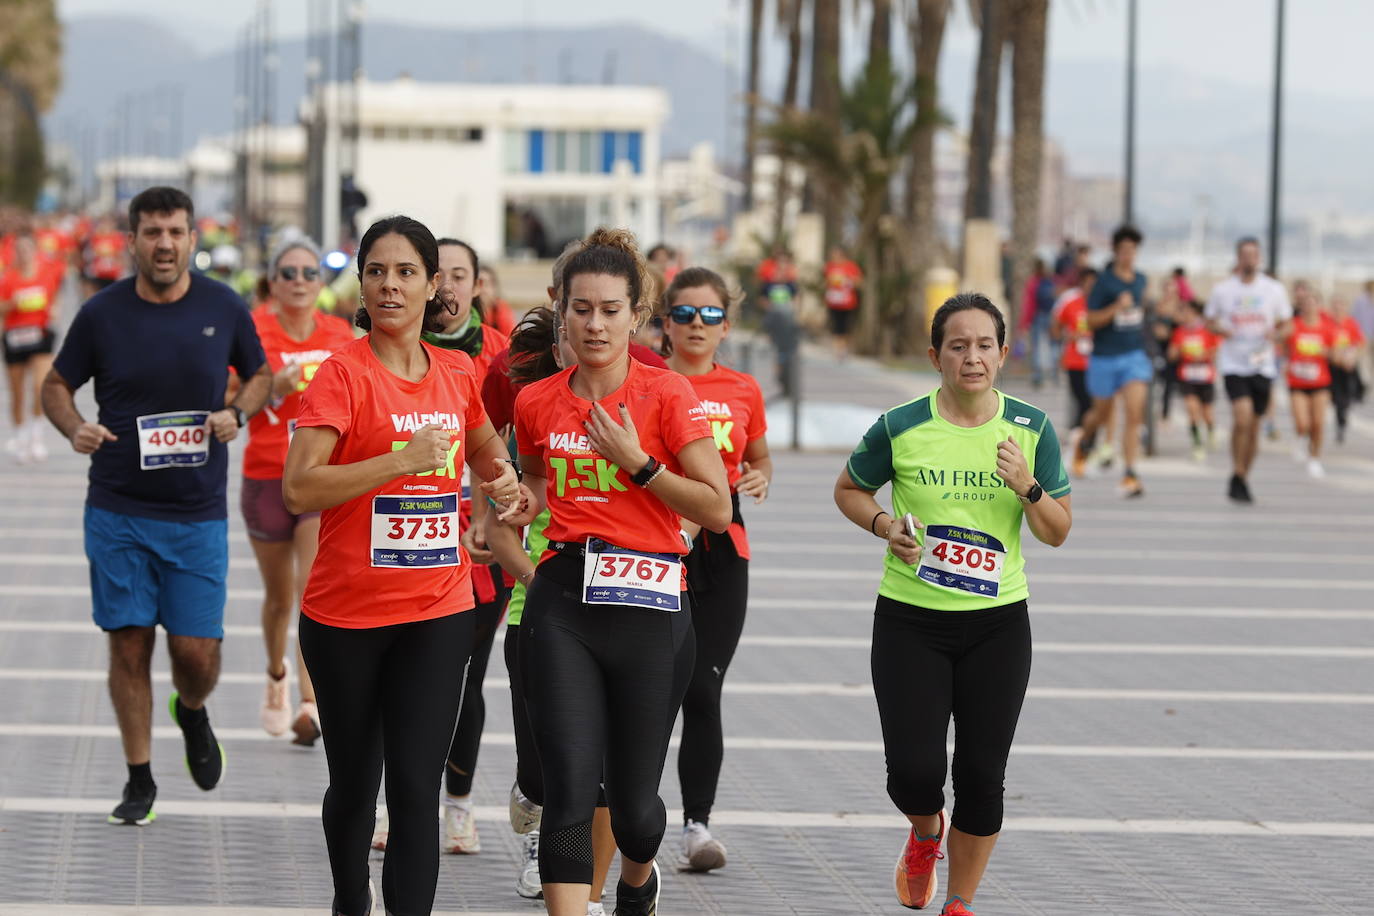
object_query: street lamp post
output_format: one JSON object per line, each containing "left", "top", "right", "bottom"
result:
{"left": 1267, "top": 0, "right": 1285, "bottom": 277}
{"left": 1123, "top": 0, "right": 1137, "bottom": 225}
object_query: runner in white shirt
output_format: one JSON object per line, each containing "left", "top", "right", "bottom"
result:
{"left": 1203, "top": 237, "right": 1292, "bottom": 504}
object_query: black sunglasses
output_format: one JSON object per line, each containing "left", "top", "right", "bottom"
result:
{"left": 277, "top": 266, "right": 320, "bottom": 281}
{"left": 669, "top": 304, "right": 726, "bottom": 326}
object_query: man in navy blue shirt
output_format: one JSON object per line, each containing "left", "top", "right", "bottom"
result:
{"left": 1073, "top": 224, "right": 1151, "bottom": 498}
{"left": 42, "top": 187, "right": 270, "bottom": 826}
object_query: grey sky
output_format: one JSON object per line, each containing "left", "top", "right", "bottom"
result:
{"left": 56, "top": 0, "right": 1374, "bottom": 99}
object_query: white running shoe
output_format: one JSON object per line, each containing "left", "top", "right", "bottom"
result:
{"left": 1307, "top": 459, "right": 1326, "bottom": 479}
{"left": 1292, "top": 443, "right": 1308, "bottom": 463}
{"left": 677, "top": 819, "right": 727, "bottom": 872}
{"left": 260, "top": 661, "right": 291, "bottom": 736}
{"left": 515, "top": 830, "right": 542, "bottom": 899}
{"left": 442, "top": 800, "right": 481, "bottom": 853}
{"left": 509, "top": 780, "right": 542, "bottom": 834}
{"left": 586, "top": 902, "right": 605, "bottom": 916}
{"left": 371, "top": 806, "right": 388, "bottom": 851}
{"left": 27, "top": 437, "right": 47, "bottom": 462}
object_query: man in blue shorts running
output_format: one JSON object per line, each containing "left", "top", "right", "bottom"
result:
{"left": 1072, "top": 225, "right": 1151, "bottom": 498}
{"left": 42, "top": 187, "right": 270, "bottom": 825}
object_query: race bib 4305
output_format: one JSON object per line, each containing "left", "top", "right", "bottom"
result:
{"left": 370, "top": 494, "right": 460, "bottom": 568}
{"left": 136, "top": 411, "right": 210, "bottom": 470}
{"left": 917, "top": 525, "right": 1007, "bottom": 597}
{"left": 582, "top": 538, "right": 681, "bottom": 611}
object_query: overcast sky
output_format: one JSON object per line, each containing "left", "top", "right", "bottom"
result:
{"left": 56, "top": 0, "right": 1374, "bottom": 100}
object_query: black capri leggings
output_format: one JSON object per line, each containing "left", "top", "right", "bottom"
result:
{"left": 505, "top": 622, "right": 543, "bottom": 804}
{"left": 678, "top": 520, "right": 749, "bottom": 825}
{"left": 299, "top": 610, "right": 475, "bottom": 916}
{"left": 1066, "top": 368, "right": 1092, "bottom": 430}
{"left": 446, "top": 567, "right": 510, "bottom": 796}
{"left": 870, "top": 596, "right": 1031, "bottom": 838}
{"left": 521, "top": 552, "right": 695, "bottom": 885}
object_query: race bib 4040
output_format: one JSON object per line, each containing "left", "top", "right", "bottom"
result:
{"left": 916, "top": 525, "right": 1007, "bottom": 597}
{"left": 370, "top": 493, "right": 461, "bottom": 568}
{"left": 582, "top": 538, "right": 681, "bottom": 611}
{"left": 136, "top": 411, "right": 210, "bottom": 470}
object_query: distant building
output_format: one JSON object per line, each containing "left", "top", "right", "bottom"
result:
{"left": 302, "top": 78, "right": 668, "bottom": 257}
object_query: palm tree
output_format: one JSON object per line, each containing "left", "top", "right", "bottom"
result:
{"left": 1008, "top": 0, "right": 1049, "bottom": 332}
{"left": 772, "top": 0, "right": 805, "bottom": 241}
{"left": 0, "top": 0, "right": 61, "bottom": 207}
{"left": 904, "top": 0, "right": 951, "bottom": 340}
{"left": 743, "top": 0, "right": 765, "bottom": 211}
{"left": 763, "top": 54, "right": 919, "bottom": 355}
{"left": 810, "top": 0, "right": 843, "bottom": 249}
{"left": 868, "top": 0, "right": 893, "bottom": 64}
{"left": 963, "top": 0, "right": 1007, "bottom": 225}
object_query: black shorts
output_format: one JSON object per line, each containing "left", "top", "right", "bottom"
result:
{"left": 1288, "top": 385, "right": 1329, "bottom": 397}
{"left": 1179, "top": 382, "right": 1215, "bottom": 405}
{"left": 2, "top": 327, "right": 56, "bottom": 366}
{"left": 1223, "top": 374, "right": 1273, "bottom": 415}
{"left": 827, "top": 308, "right": 855, "bottom": 336}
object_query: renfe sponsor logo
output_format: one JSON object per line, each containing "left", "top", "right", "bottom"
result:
{"left": 391, "top": 411, "right": 463, "bottom": 433}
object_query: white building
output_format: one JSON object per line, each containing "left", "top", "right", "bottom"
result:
{"left": 303, "top": 78, "right": 669, "bottom": 257}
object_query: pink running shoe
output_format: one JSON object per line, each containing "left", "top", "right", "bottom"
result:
{"left": 894, "top": 809, "right": 947, "bottom": 909}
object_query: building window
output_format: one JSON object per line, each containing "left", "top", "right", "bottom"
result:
{"left": 552, "top": 130, "right": 568, "bottom": 173}
{"left": 419, "top": 126, "right": 435, "bottom": 141}
{"left": 505, "top": 129, "right": 526, "bottom": 174}
{"left": 600, "top": 131, "right": 616, "bottom": 174}
{"left": 578, "top": 131, "right": 594, "bottom": 173}
{"left": 528, "top": 129, "right": 545, "bottom": 173}
{"left": 626, "top": 131, "right": 642, "bottom": 174}
{"left": 369, "top": 125, "right": 388, "bottom": 141}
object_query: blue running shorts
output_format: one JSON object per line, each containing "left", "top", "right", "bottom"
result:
{"left": 84, "top": 505, "right": 228, "bottom": 638}
{"left": 1086, "top": 349, "right": 1153, "bottom": 400}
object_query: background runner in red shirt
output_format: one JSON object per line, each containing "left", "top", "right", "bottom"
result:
{"left": 0, "top": 229, "right": 64, "bottom": 463}
{"left": 1167, "top": 300, "right": 1220, "bottom": 461}
{"left": 1283, "top": 280, "right": 1336, "bottom": 478}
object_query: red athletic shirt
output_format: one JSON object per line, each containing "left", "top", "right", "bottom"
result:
{"left": 295, "top": 337, "right": 489, "bottom": 628}
{"left": 483, "top": 299, "right": 517, "bottom": 337}
{"left": 1170, "top": 325, "right": 1220, "bottom": 385}
{"left": 515, "top": 359, "right": 712, "bottom": 556}
{"left": 1286, "top": 314, "right": 1336, "bottom": 390}
{"left": 85, "top": 232, "right": 126, "bottom": 280}
{"left": 684, "top": 363, "right": 767, "bottom": 559}
{"left": 242, "top": 310, "right": 356, "bottom": 480}
{"left": 823, "top": 259, "right": 862, "bottom": 311}
{"left": 1333, "top": 316, "right": 1365, "bottom": 351}
{"left": 0, "top": 259, "right": 63, "bottom": 331}
{"left": 483, "top": 343, "right": 670, "bottom": 433}
{"left": 1054, "top": 293, "right": 1091, "bottom": 371}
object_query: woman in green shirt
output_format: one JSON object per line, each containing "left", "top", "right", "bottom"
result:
{"left": 834, "top": 293, "right": 1073, "bottom": 916}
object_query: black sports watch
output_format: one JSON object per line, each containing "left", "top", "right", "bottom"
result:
{"left": 1020, "top": 482, "right": 1044, "bottom": 505}
{"left": 230, "top": 405, "right": 246, "bottom": 428}
{"left": 629, "top": 455, "right": 660, "bottom": 487}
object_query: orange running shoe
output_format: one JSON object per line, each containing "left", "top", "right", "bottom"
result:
{"left": 894, "top": 809, "right": 946, "bottom": 909}
{"left": 941, "top": 896, "right": 976, "bottom": 915}
{"left": 1070, "top": 447, "right": 1087, "bottom": 478}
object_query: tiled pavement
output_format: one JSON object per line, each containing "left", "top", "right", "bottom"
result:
{"left": 2, "top": 331, "right": 1373, "bottom": 914}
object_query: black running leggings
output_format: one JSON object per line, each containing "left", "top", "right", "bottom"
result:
{"left": 505, "top": 622, "right": 543, "bottom": 803}
{"left": 870, "top": 597, "right": 1031, "bottom": 837}
{"left": 521, "top": 552, "right": 695, "bottom": 885}
{"left": 299, "top": 610, "right": 475, "bottom": 916}
{"left": 446, "top": 567, "right": 510, "bottom": 796}
{"left": 678, "top": 525, "right": 749, "bottom": 825}
{"left": 1066, "top": 368, "right": 1091, "bottom": 430}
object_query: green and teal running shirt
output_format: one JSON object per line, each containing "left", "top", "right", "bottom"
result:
{"left": 846, "top": 388, "right": 1071, "bottom": 611}
{"left": 505, "top": 508, "right": 551, "bottom": 627}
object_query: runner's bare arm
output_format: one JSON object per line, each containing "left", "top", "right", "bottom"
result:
{"left": 282, "top": 423, "right": 450, "bottom": 514}
{"left": 483, "top": 507, "right": 535, "bottom": 585}
{"left": 501, "top": 455, "right": 547, "bottom": 528}
{"left": 995, "top": 437, "right": 1072, "bottom": 547}
{"left": 209, "top": 363, "right": 272, "bottom": 442}
{"left": 647, "top": 437, "right": 731, "bottom": 533}
{"left": 464, "top": 419, "right": 524, "bottom": 521}
{"left": 735, "top": 437, "right": 774, "bottom": 504}
{"left": 832, "top": 469, "right": 921, "bottom": 563}
{"left": 40, "top": 368, "right": 115, "bottom": 453}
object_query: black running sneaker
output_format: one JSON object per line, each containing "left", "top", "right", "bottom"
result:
{"left": 107, "top": 780, "right": 157, "bottom": 825}
{"left": 169, "top": 693, "right": 225, "bottom": 791}
{"left": 613, "top": 861, "right": 659, "bottom": 915}
{"left": 1227, "top": 474, "right": 1253, "bottom": 504}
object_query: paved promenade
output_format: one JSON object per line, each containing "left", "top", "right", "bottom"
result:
{"left": 2, "top": 337, "right": 1372, "bottom": 914}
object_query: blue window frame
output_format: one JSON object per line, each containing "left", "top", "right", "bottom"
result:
{"left": 626, "top": 131, "right": 642, "bottom": 173}
{"left": 600, "top": 130, "right": 616, "bottom": 173}
{"left": 528, "top": 129, "right": 545, "bottom": 173}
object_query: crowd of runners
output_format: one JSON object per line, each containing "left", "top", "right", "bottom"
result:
{"left": 1, "top": 187, "right": 1368, "bottom": 916}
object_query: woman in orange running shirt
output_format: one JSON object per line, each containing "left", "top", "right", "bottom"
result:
{"left": 282, "top": 215, "right": 522, "bottom": 916}
{"left": 505, "top": 228, "right": 730, "bottom": 916}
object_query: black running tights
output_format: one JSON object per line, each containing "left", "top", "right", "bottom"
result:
{"left": 870, "top": 597, "right": 1031, "bottom": 838}
{"left": 678, "top": 531, "right": 748, "bottom": 825}
{"left": 1066, "top": 368, "right": 1092, "bottom": 430}
{"left": 446, "top": 573, "right": 509, "bottom": 796}
{"left": 521, "top": 559, "right": 695, "bottom": 885}
{"left": 300, "top": 610, "right": 475, "bottom": 916}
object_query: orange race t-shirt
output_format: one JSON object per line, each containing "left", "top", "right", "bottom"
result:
{"left": 685, "top": 363, "right": 767, "bottom": 559}
{"left": 1286, "top": 314, "right": 1336, "bottom": 390}
{"left": 295, "top": 337, "right": 489, "bottom": 628}
{"left": 515, "top": 359, "right": 712, "bottom": 557}
{"left": 1333, "top": 315, "right": 1366, "bottom": 351}
{"left": 823, "top": 259, "right": 862, "bottom": 311}
{"left": 0, "top": 258, "right": 63, "bottom": 331}
{"left": 242, "top": 310, "right": 356, "bottom": 480}
{"left": 1054, "top": 292, "right": 1092, "bottom": 371}
{"left": 1170, "top": 325, "right": 1220, "bottom": 385}
{"left": 85, "top": 232, "right": 127, "bottom": 280}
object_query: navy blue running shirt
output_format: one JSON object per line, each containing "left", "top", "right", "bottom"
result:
{"left": 1087, "top": 267, "right": 1148, "bottom": 357}
{"left": 54, "top": 274, "right": 266, "bottom": 522}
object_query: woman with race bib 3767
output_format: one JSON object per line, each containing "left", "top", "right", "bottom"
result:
{"left": 506, "top": 228, "right": 731, "bottom": 916}
{"left": 834, "top": 293, "right": 1072, "bottom": 916}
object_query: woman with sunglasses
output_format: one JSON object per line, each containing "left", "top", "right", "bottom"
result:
{"left": 660, "top": 268, "right": 771, "bottom": 873}
{"left": 241, "top": 236, "right": 354, "bottom": 744}
{"left": 505, "top": 228, "right": 731, "bottom": 916}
